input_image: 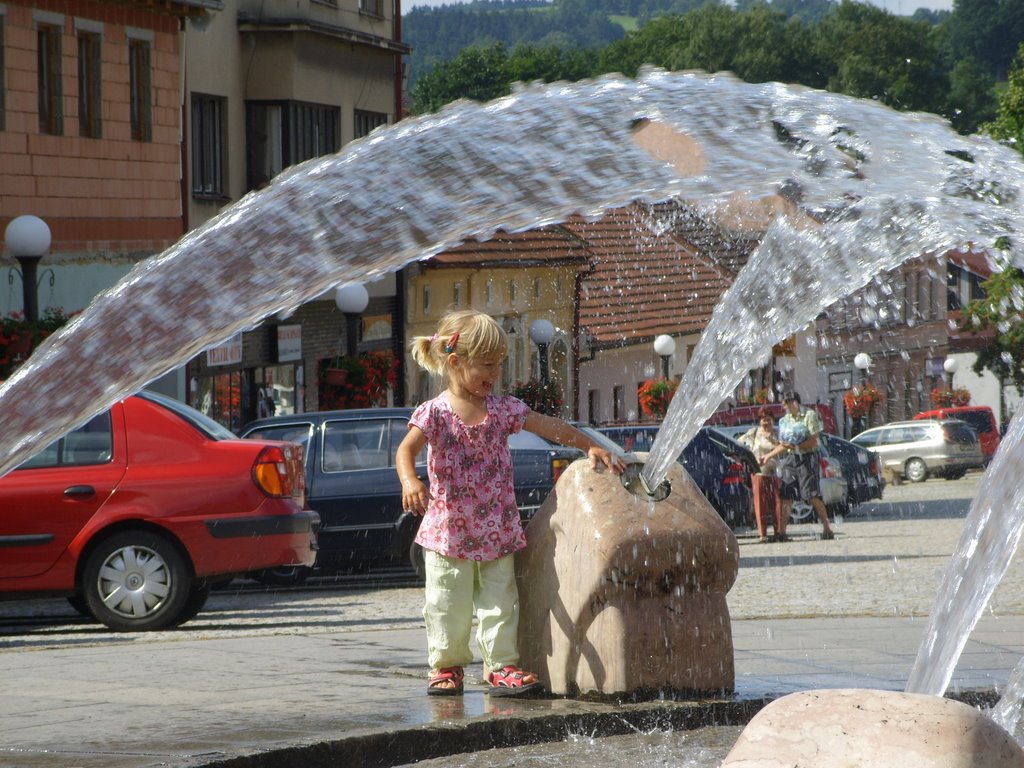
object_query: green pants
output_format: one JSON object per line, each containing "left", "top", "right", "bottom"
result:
{"left": 423, "top": 550, "right": 521, "bottom": 673}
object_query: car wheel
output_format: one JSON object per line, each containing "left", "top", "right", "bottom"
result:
{"left": 944, "top": 470, "right": 966, "bottom": 481}
{"left": 251, "top": 565, "right": 312, "bottom": 586}
{"left": 172, "top": 583, "right": 211, "bottom": 627}
{"left": 789, "top": 501, "right": 814, "bottom": 523}
{"left": 409, "top": 542, "right": 426, "bottom": 581}
{"left": 67, "top": 593, "right": 93, "bottom": 619}
{"left": 81, "top": 530, "right": 192, "bottom": 632}
{"left": 905, "top": 458, "right": 928, "bottom": 483}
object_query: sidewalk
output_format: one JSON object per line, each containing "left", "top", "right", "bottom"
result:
{"left": 3, "top": 475, "right": 1022, "bottom": 767}
{"left": 2, "top": 613, "right": 1022, "bottom": 768}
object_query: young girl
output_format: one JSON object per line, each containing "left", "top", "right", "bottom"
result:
{"left": 396, "top": 309, "right": 625, "bottom": 697}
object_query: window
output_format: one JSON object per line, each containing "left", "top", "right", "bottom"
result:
{"left": 246, "top": 101, "right": 340, "bottom": 190}
{"left": 354, "top": 109, "right": 387, "bottom": 139}
{"left": 533, "top": 277, "right": 542, "bottom": 300}
{"left": 191, "top": 93, "right": 226, "bottom": 197}
{"left": 322, "top": 419, "right": 391, "bottom": 472}
{"left": 485, "top": 279, "right": 493, "bottom": 306}
{"left": 452, "top": 282, "right": 462, "bottom": 307}
{"left": 77, "top": 31, "right": 101, "bottom": 138}
{"left": 422, "top": 285, "right": 431, "bottom": 314}
{"left": 613, "top": 385, "right": 625, "bottom": 422}
{"left": 509, "top": 280, "right": 517, "bottom": 305}
{"left": 18, "top": 412, "right": 112, "bottom": 469}
{"left": 128, "top": 38, "right": 152, "bottom": 142}
{"left": 359, "top": 0, "right": 384, "bottom": 16}
{"left": 38, "top": 24, "right": 62, "bottom": 135}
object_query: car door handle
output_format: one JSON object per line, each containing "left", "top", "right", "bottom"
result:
{"left": 64, "top": 485, "right": 96, "bottom": 499}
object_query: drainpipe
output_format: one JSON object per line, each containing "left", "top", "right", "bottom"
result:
{"left": 394, "top": 0, "right": 403, "bottom": 120}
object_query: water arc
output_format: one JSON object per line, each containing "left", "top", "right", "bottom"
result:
{"left": 2, "top": 69, "right": 1024, "bottom": 721}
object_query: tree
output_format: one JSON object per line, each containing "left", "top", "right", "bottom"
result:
{"left": 945, "top": 56, "right": 997, "bottom": 135}
{"left": 983, "top": 42, "right": 1024, "bottom": 156}
{"left": 946, "top": 0, "right": 1024, "bottom": 80}
{"left": 960, "top": 263, "right": 1024, "bottom": 394}
{"left": 411, "top": 44, "right": 512, "bottom": 114}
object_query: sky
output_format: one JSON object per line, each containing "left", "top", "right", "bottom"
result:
{"left": 406, "top": 0, "right": 954, "bottom": 13}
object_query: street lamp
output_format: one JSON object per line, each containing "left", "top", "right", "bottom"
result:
{"left": 4, "top": 215, "right": 51, "bottom": 323}
{"left": 853, "top": 352, "right": 872, "bottom": 386}
{"left": 529, "top": 319, "right": 555, "bottom": 385}
{"left": 943, "top": 357, "right": 958, "bottom": 388}
{"left": 335, "top": 283, "right": 369, "bottom": 357}
{"left": 653, "top": 334, "right": 676, "bottom": 379}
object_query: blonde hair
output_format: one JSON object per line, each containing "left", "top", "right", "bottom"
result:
{"left": 410, "top": 310, "right": 508, "bottom": 376}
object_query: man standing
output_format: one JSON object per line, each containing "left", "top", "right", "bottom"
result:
{"left": 765, "top": 391, "right": 835, "bottom": 541}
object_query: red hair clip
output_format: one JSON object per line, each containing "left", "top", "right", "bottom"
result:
{"left": 444, "top": 333, "right": 459, "bottom": 353}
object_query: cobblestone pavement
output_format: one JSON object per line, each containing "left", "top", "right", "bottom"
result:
{"left": 1, "top": 470, "right": 1011, "bottom": 649}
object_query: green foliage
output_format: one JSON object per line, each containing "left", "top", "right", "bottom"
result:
{"left": 945, "top": 0, "right": 1024, "bottom": 80}
{"left": 982, "top": 43, "right": 1024, "bottom": 156}
{"left": 959, "top": 264, "right": 1024, "bottom": 394}
{"left": 406, "top": 0, "right": 1011, "bottom": 134}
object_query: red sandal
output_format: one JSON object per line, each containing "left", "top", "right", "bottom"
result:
{"left": 427, "top": 666, "right": 464, "bottom": 696}
{"left": 486, "top": 665, "right": 544, "bottom": 698}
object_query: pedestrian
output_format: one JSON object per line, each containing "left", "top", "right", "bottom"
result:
{"left": 762, "top": 391, "right": 835, "bottom": 541}
{"left": 396, "top": 309, "right": 626, "bottom": 698}
{"left": 739, "top": 408, "right": 783, "bottom": 543}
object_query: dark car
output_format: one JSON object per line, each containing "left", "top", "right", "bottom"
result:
{"left": 240, "top": 408, "right": 583, "bottom": 581}
{"left": 819, "top": 432, "right": 885, "bottom": 506}
{"left": 0, "top": 391, "right": 318, "bottom": 631}
{"left": 595, "top": 424, "right": 756, "bottom": 529}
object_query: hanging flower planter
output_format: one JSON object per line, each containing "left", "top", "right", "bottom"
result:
{"left": 511, "top": 379, "right": 564, "bottom": 416}
{"left": 324, "top": 367, "right": 350, "bottom": 387}
{"left": 638, "top": 377, "right": 678, "bottom": 420}
{"left": 843, "top": 382, "right": 884, "bottom": 420}
{"left": 930, "top": 386, "right": 971, "bottom": 407}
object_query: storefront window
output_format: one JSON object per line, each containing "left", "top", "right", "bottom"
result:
{"left": 196, "top": 371, "right": 244, "bottom": 432}
{"left": 256, "top": 364, "right": 298, "bottom": 417}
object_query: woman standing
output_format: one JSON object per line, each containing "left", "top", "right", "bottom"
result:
{"left": 740, "top": 408, "right": 784, "bottom": 542}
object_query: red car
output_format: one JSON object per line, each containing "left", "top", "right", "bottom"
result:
{"left": 0, "top": 391, "right": 318, "bottom": 631}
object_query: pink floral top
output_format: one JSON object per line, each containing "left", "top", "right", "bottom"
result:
{"left": 410, "top": 393, "right": 530, "bottom": 561}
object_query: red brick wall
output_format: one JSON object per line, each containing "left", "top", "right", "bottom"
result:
{"left": 0, "top": 0, "right": 183, "bottom": 255}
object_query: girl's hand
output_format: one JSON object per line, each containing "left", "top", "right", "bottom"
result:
{"left": 401, "top": 479, "right": 432, "bottom": 516}
{"left": 588, "top": 446, "right": 627, "bottom": 475}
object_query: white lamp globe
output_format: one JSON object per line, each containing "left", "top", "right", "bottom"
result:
{"left": 943, "top": 358, "right": 958, "bottom": 375}
{"left": 529, "top": 319, "right": 556, "bottom": 345}
{"left": 653, "top": 334, "right": 676, "bottom": 358}
{"left": 4, "top": 215, "right": 51, "bottom": 257}
{"left": 335, "top": 284, "right": 369, "bottom": 314}
{"left": 854, "top": 352, "right": 872, "bottom": 371}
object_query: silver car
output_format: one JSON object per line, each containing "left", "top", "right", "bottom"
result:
{"left": 850, "top": 419, "right": 983, "bottom": 483}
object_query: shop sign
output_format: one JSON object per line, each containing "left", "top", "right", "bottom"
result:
{"left": 206, "top": 334, "right": 243, "bottom": 367}
{"left": 277, "top": 324, "right": 302, "bottom": 362}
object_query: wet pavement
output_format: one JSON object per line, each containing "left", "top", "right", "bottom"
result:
{"left": 2, "top": 472, "right": 1023, "bottom": 767}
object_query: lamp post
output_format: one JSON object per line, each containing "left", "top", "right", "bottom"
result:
{"left": 653, "top": 334, "right": 676, "bottom": 380}
{"left": 943, "top": 357, "right": 958, "bottom": 388}
{"left": 4, "top": 215, "right": 51, "bottom": 323}
{"left": 335, "top": 284, "right": 369, "bottom": 357}
{"left": 529, "top": 319, "right": 555, "bottom": 385}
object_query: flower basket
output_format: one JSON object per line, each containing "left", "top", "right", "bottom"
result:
{"left": 324, "top": 368, "right": 350, "bottom": 387}
{"left": 511, "top": 379, "right": 564, "bottom": 416}
{"left": 0, "top": 308, "right": 76, "bottom": 379}
{"left": 638, "top": 377, "right": 678, "bottom": 420}
{"left": 930, "top": 386, "right": 971, "bottom": 408}
{"left": 318, "top": 351, "right": 399, "bottom": 410}
{"left": 843, "top": 383, "right": 883, "bottom": 420}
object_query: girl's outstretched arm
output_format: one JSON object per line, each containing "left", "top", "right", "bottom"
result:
{"left": 523, "top": 411, "right": 626, "bottom": 474}
{"left": 397, "top": 426, "right": 431, "bottom": 514}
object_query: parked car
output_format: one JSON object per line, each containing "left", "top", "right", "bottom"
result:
{"left": 711, "top": 424, "right": 848, "bottom": 522}
{"left": 595, "top": 424, "right": 756, "bottom": 528}
{"left": 913, "top": 406, "right": 1000, "bottom": 464}
{"left": 819, "top": 432, "right": 885, "bottom": 506}
{"left": 850, "top": 419, "right": 984, "bottom": 482}
{"left": 240, "top": 408, "right": 583, "bottom": 581}
{"left": 0, "top": 391, "right": 318, "bottom": 632}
